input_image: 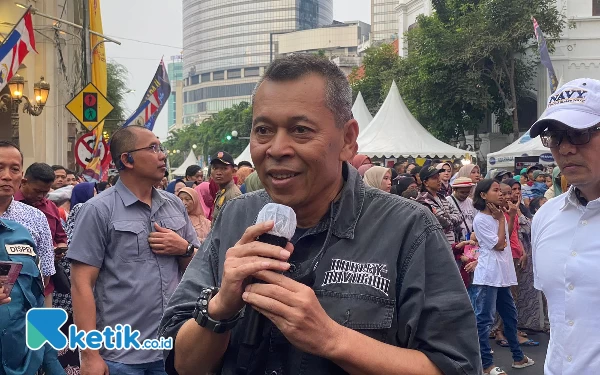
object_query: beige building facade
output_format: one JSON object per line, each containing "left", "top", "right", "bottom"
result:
{"left": 0, "top": 0, "right": 82, "bottom": 169}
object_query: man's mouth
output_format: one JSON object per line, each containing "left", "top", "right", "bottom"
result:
{"left": 270, "top": 173, "right": 299, "bottom": 180}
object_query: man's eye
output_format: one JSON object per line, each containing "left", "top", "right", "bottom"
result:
{"left": 255, "top": 126, "right": 269, "bottom": 135}
{"left": 294, "top": 126, "right": 311, "bottom": 134}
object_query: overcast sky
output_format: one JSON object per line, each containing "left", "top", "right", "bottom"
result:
{"left": 102, "top": 0, "right": 371, "bottom": 139}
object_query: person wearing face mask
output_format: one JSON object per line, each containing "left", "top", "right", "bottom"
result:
{"left": 416, "top": 165, "right": 463, "bottom": 245}
{"left": 363, "top": 166, "right": 392, "bottom": 193}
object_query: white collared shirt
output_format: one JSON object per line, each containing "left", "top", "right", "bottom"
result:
{"left": 532, "top": 187, "right": 600, "bottom": 375}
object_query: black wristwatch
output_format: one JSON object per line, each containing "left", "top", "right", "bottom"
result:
{"left": 192, "top": 287, "right": 243, "bottom": 333}
{"left": 181, "top": 242, "right": 195, "bottom": 258}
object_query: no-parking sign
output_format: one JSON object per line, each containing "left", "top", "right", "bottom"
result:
{"left": 74, "top": 132, "right": 108, "bottom": 168}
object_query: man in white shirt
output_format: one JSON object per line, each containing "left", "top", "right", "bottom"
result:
{"left": 530, "top": 78, "right": 600, "bottom": 375}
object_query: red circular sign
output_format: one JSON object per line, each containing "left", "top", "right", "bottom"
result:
{"left": 84, "top": 94, "right": 97, "bottom": 106}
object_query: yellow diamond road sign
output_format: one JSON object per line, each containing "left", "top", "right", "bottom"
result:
{"left": 65, "top": 83, "right": 114, "bottom": 130}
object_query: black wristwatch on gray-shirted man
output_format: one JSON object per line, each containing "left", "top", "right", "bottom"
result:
{"left": 192, "top": 287, "right": 243, "bottom": 333}
{"left": 181, "top": 242, "right": 195, "bottom": 257}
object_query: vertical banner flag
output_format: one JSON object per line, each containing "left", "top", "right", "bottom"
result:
{"left": 84, "top": 0, "right": 109, "bottom": 182}
{"left": 0, "top": 7, "right": 36, "bottom": 92}
{"left": 533, "top": 17, "right": 559, "bottom": 93}
{"left": 122, "top": 59, "right": 170, "bottom": 130}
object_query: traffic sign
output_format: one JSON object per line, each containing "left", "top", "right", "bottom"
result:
{"left": 65, "top": 83, "right": 114, "bottom": 130}
{"left": 74, "top": 132, "right": 108, "bottom": 168}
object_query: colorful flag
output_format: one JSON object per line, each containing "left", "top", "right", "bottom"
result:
{"left": 533, "top": 17, "right": 559, "bottom": 93}
{"left": 83, "top": 0, "right": 109, "bottom": 182}
{"left": 0, "top": 8, "right": 36, "bottom": 92}
{"left": 122, "top": 59, "right": 170, "bottom": 130}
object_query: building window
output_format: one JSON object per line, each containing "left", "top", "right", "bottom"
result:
{"left": 594, "top": 0, "right": 600, "bottom": 16}
{"left": 245, "top": 67, "right": 260, "bottom": 77}
{"left": 190, "top": 75, "right": 199, "bottom": 85}
{"left": 201, "top": 73, "right": 211, "bottom": 82}
{"left": 184, "top": 82, "right": 256, "bottom": 103}
{"left": 213, "top": 71, "right": 225, "bottom": 80}
{"left": 227, "top": 69, "right": 241, "bottom": 79}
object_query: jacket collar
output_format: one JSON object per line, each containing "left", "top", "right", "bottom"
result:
{"left": 257, "top": 162, "right": 364, "bottom": 240}
{"left": 115, "top": 179, "right": 164, "bottom": 208}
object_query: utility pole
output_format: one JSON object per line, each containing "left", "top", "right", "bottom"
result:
{"left": 82, "top": 0, "right": 92, "bottom": 85}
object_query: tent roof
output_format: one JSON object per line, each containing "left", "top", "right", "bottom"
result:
{"left": 486, "top": 131, "right": 551, "bottom": 169}
{"left": 357, "top": 81, "right": 474, "bottom": 159}
{"left": 234, "top": 144, "right": 252, "bottom": 166}
{"left": 172, "top": 150, "right": 198, "bottom": 176}
{"left": 352, "top": 92, "right": 373, "bottom": 132}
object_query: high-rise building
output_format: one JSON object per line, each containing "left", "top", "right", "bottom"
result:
{"left": 167, "top": 58, "right": 184, "bottom": 130}
{"left": 182, "top": 0, "right": 334, "bottom": 124}
{"left": 371, "top": 0, "right": 399, "bottom": 43}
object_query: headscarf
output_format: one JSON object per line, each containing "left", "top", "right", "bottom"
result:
{"left": 166, "top": 179, "right": 185, "bottom": 194}
{"left": 552, "top": 166, "right": 563, "bottom": 196}
{"left": 244, "top": 171, "right": 264, "bottom": 193}
{"left": 363, "top": 166, "right": 390, "bottom": 190}
{"left": 70, "top": 182, "right": 95, "bottom": 207}
{"left": 357, "top": 164, "right": 373, "bottom": 177}
{"left": 178, "top": 187, "right": 211, "bottom": 241}
{"left": 456, "top": 164, "right": 479, "bottom": 182}
{"left": 351, "top": 155, "right": 372, "bottom": 170}
{"left": 195, "top": 182, "right": 214, "bottom": 220}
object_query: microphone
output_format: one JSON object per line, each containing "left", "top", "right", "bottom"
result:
{"left": 236, "top": 203, "right": 296, "bottom": 375}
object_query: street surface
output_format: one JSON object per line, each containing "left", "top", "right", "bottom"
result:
{"left": 492, "top": 331, "right": 549, "bottom": 375}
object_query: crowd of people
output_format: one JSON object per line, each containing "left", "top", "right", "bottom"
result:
{"left": 0, "top": 54, "right": 598, "bottom": 375}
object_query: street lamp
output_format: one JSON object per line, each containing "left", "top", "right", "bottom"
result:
{"left": 0, "top": 74, "right": 51, "bottom": 147}
{"left": 231, "top": 130, "right": 250, "bottom": 140}
{"left": 192, "top": 144, "right": 197, "bottom": 149}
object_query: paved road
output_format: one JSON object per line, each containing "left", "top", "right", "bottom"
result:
{"left": 490, "top": 331, "right": 549, "bottom": 374}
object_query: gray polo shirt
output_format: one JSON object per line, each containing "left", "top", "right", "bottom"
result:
{"left": 67, "top": 180, "right": 200, "bottom": 365}
{"left": 159, "top": 163, "right": 482, "bottom": 375}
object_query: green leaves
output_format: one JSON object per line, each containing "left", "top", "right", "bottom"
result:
{"left": 353, "top": 0, "right": 566, "bottom": 143}
{"left": 163, "top": 102, "right": 252, "bottom": 167}
{"left": 105, "top": 61, "right": 131, "bottom": 135}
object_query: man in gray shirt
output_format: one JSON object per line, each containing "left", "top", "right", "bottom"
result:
{"left": 159, "top": 55, "right": 481, "bottom": 375}
{"left": 69, "top": 126, "right": 201, "bottom": 375}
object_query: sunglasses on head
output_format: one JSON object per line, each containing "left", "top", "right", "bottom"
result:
{"left": 540, "top": 126, "right": 600, "bottom": 148}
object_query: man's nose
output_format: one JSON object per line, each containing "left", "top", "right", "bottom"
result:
{"left": 266, "top": 130, "right": 294, "bottom": 159}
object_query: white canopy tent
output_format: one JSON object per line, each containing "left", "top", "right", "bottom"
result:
{"left": 486, "top": 131, "right": 552, "bottom": 170}
{"left": 357, "top": 81, "right": 474, "bottom": 159}
{"left": 172, "top": 150, "right": 198, "bottom": 176}
{"left": 352, "top": 92, "right": 373, "bottom": 133}
{"left": 234, "top": 144, "right": 252, "bottom": 166}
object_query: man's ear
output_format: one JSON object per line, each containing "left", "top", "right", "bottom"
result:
{"left": 339, "top": 119, "right": 359, "bottom": 163}
{"left": 21, "top": 177, "right": 27, "bottom": 187}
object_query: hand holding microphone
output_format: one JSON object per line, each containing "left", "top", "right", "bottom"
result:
{"left": 208, "top": 204, "right": 296, "bottom": 322}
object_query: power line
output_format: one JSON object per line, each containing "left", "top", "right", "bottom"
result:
{"left": 104, "top": 34, "right": 195, "bottom": 53}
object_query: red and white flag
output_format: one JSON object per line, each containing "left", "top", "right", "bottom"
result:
{"left": 0, "top": 8, "right": 36, "bottom": 92}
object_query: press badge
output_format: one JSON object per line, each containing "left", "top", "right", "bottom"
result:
{"left": 5, "top": 243, "right": 35, "bottom": 257}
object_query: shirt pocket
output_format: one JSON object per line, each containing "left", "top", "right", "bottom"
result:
{"left": 315, "top": 289, "right": 395, "bottom": 342}
{"left": 113, "top": 221, "right": 151, "bottom": 262}
{"left": 160, "top": 216, "right": 187, "bottom": 235}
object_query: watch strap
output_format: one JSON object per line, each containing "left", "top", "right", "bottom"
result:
{"left": 193, "top": 288, "right": 243, "bottom": 333}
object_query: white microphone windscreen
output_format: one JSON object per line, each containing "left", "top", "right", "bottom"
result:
{"left": 256, "top": 203, "right": 297, "bottom": 241}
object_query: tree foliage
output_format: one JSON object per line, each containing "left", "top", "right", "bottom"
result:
{"left": 353, "top": 0, "right": 567, "bottom": 142}
{"left": 105, "top": 61, "right": 131, "bottom": 135}
{"left": 163, "top": 102, "right": 252, "bottom": 167}
{"left": 349, "top": 43, "right": 401, "bottom": 114}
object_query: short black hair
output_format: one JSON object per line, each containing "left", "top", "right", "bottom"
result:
{"left": 25, "top": 163, "right": 56, "bottom": 184}
{"left": 253, "top": 54, "right": 352, "bottom": 128}
{"left": 65, "top": 169, "right": 76, "bottom": 176}
{"left": 237, "top": 161, "right": 253, "bottom": 169}
{"left": 185, "top": 165, "right": 201, "bottom": 178}
{"left": 0, "top": 141, "right": 23, "bottom": 165}
{"left": 96, "top": 181, "right": 109, "bottom": 192}
{"left": 51, "top": 165, "right": 66, "bottom": 172}
{"left": 109, "top": 126, "right": 145, "bottom": 165}
{"left": 473, "top": 179, "right": 497, "bottom": 211}
{"left": 410, "top": 166, "right": 422, "bottom": 176}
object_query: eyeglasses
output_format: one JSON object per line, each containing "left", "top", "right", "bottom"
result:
{"left": 125, "top": 143, "right": 166, "bottom": 155}
{"left": 540, "top": 126, "right": 600, "bottom": 148}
